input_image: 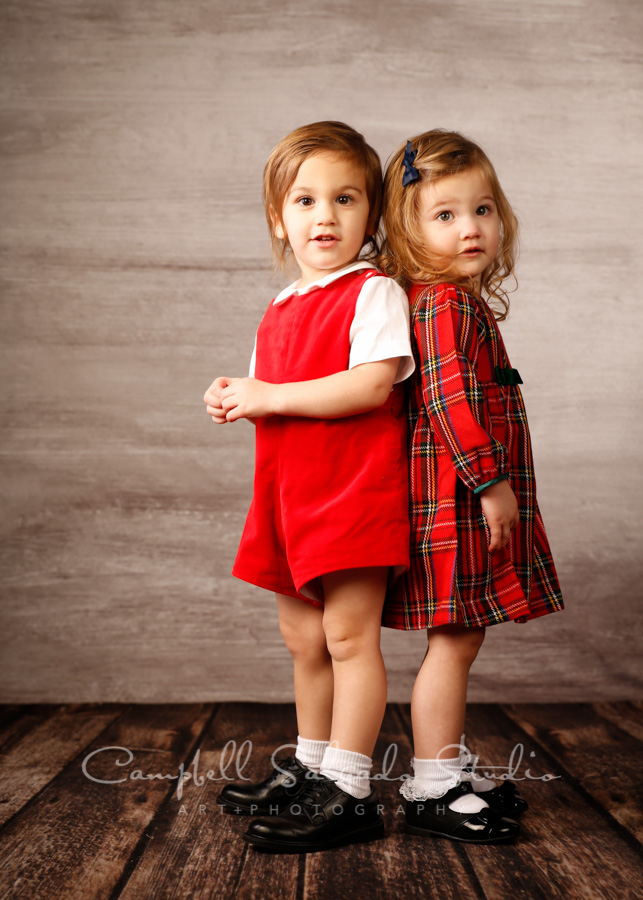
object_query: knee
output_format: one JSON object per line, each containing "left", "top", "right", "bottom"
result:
{"left": 455, "top": 628, "right": 486, "bottom": 666}
{"left": 459, "top": 628, "right": 485, "bottom": 666}
{"left": 430, "top": 627, "right": 485, "bottom": 667}
{"left": 323, "top": 622, "right": 375, "bottom": 663}
{"left": 279, "top": 616, "right": 328, "bottom": 665}
{"left": 325, "top": 631, "right": 361, "bottom": 663}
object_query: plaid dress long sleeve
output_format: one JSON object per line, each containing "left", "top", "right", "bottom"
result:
{"left": 383, "top": 282, "right": 564, "bottom": 630}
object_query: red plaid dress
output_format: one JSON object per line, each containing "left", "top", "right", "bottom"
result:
{"left": 383, "top": 282, "right": 564, "bottom": 630}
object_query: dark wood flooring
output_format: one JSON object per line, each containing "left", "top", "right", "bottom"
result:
{"left": 0, "top": 702, "right": 641, "bottom": 899}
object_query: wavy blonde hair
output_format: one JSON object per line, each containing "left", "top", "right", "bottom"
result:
{"left": 263, "top": 121, "right": 383, "bottom": 271}
{"left": 379, "top": 129, "right": 518, "bottom": 319}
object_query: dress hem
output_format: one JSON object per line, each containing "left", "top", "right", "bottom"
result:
{"left": 382, "top": 598, "right": 564, "bottom": 631}
{"left": 233, "top": 557, "right": 409, "bottom": 606}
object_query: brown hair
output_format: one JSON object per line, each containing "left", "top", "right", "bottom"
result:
{"left": 263, "top": 121, "right": 383, "bottom": 270}
{"left": 379, "top": 129, "right": 518, "bottom": 319}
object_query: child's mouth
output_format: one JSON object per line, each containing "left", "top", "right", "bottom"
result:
{"left": 314, "top": 235, "right": 338, "bottom": 243}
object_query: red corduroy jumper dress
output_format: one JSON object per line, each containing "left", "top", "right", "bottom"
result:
{"left": 232, "top": 268, "right": 410, "bottom": 605}
{"left": 383, "top": 282, "right": 564, "bottom": 630}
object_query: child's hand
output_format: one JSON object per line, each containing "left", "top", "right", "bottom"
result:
{"left": 220, "top": 378, "right": 276, "bottom": 422}
{"left": 204, "top": 376, "right": 233, "bottom": 424}
{"left": 479, "top": 479, "right": 520, "bottom": 553}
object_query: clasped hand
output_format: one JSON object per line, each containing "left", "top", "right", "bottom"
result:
{"left": 203, "top": 376, "right": 275, "bottom": 423}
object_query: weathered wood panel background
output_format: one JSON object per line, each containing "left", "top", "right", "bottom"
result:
{"left": 1, "top": 0, "right": 641, "bottom": 702}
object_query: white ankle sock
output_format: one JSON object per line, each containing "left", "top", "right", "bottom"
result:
{"left": 295, "top": 735, "right": 329, "bottom": 774}
{"left": 400, "top": 756, "right": 461, "bottom": 801}
{"left": 457, "top": 738, "right": 498, "bottom": 792}
{"left": 400, "top": 756, "right": 489, "bottom": 813}
{"left": 320, "top": 745, "right": 372, "bottom": 799}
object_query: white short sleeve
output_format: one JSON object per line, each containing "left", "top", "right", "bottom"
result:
{"left": 348, "top": 275, "right": 415, "bottom": 383}
{"left": 248, "top": 335, "right": 257, "bottom": 377}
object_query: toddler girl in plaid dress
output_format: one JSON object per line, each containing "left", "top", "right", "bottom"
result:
{"left": 204, "top": 122, "right": 414, "bottom": 852}
{"left": 379, "top": 130, "right": 564, "bottom": 844}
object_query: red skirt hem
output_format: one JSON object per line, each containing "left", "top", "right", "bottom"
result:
{"left": 382, "top": 599, "right": 564, "bottom": 631}
{"left": 231, "top": 567, "right": 322, "bottom": 608}
{"left": 234, "top": 555, "right": 409, "bottom": 606}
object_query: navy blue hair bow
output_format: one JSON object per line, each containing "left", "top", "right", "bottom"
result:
{"left": 402, "top": 140, "right": 420, "bottom": 186}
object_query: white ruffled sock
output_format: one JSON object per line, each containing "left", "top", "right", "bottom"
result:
{"left": 457, "top": 736, "right": 498, "bottom": 792}
{"left": 401, "top": 756, "right": 489, "bottom": 813}
{"left": 320, "top": 745, "right": 372, "bottom": 799}
{"left": 295, "top": 735, "right": 329, "bottom": 774}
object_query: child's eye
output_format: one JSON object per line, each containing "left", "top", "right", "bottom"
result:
{"left": 296, "top": 196, "right": 314, "bottom": 207}
{"left": 437, "top": 211, "right": 453, "bottom": 222}
{"left": 476, "top": 205, "right": 491, "bottom": 215}
{"left": 336, "top": 195, "right": 354, "bottom": 205}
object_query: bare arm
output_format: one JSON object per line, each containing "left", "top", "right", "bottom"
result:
{"left": 219, "top": 358, "right": 400, "bottom": 422}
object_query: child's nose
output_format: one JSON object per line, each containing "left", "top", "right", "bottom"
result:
{"left": 316, "top": 201, "right": 336, "bottom": 224}
{"left": 460, "top": 216, "right": 481, "bottom": 239}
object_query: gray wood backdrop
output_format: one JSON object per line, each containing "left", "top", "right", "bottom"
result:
{"left": 1, "top": 0, "right": 641, "bottom": 703}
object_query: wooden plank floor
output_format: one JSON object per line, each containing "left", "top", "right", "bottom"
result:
{"left": 0, "top": 703, "right": 641, "bottom": 899}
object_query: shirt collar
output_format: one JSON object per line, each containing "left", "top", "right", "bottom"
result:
{"left": 273, "top": 261, "right": 376, "bottom": 305}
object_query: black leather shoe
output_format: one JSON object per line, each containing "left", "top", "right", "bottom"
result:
{"left": 470, "top": 779, "right": 529, "bottom": 817}
{"left": 217, "top": 755, "right": 312, "bottom": 816}
{"left": 243, "top": 774, "right": 385, "bottom": 853}
{"left": 405, "top": 782, "right": 520, "bottom": 844}
{"left": 461, "top": 765, "right": 529, "bottom": 816}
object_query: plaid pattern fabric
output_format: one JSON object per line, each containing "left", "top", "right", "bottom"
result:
{"left": 383, "top": 282, "right": 564, "bottom": 630}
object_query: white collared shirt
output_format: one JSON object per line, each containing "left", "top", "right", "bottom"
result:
{"left": 249, "top": 261, "right": 415, "bottom": 384}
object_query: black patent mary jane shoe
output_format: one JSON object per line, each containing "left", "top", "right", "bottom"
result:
{"left": 462, "top": 766, "right": 529, "bottom": 817}
{"left": 474, "top": 781, "right": 529, "bottom": 817}
{"left": 405, "top": 782, "right": 520, "bottom": 844}
{"left": 217, "top": 755, "right": 311, "bottom": 816}
{"left": 243, "top": 774, "right": 385, "bottom": 853}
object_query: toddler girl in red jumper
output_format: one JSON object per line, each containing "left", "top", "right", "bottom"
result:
{"left": 379, "top": 130, "right": 564, "bottom": 844}
{"left": 204, "top": 122, "right": 414, "bottom": 853}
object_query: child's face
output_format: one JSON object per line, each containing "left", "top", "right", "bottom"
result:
{"left": 275, "top": 152, "right": 372, "bottom": 287}
{"left": 417, "top": 167, "right": 500, "bottom": 290}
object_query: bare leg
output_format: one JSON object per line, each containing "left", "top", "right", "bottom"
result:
{"left": 276, "top": 593, "right": 333, "bottom": 741}
{"left": 401, "top": 624, "right": 523, "bottom": 836}
{"left": 321, "top": 567, "right": 388, "bottom": 757}
{"left": 411, "top": 625, "right": 485, "bottom": 760}
{"left": 242, "top": 573, "right": 389, "bottom": 849}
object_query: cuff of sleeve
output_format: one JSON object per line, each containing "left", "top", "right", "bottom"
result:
{"left": 473, "top": 473, "right": 509, "bottom": 495}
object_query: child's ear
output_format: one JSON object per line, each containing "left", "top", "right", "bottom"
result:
{"left": 269, "top": 206, "right": 286, "bottom": 241}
